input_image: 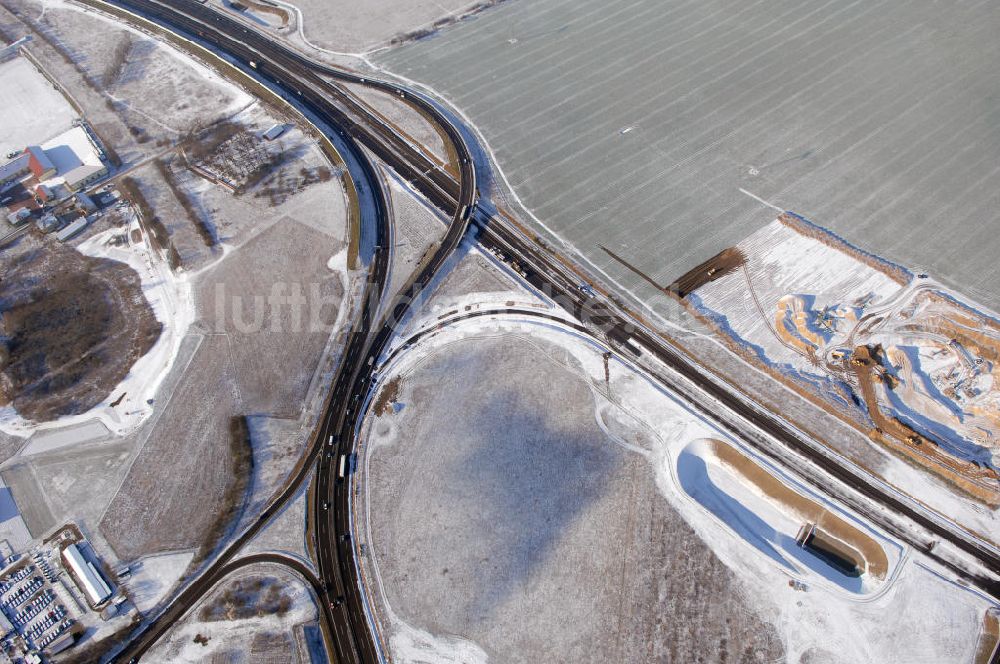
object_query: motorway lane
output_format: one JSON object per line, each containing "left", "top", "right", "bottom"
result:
{"left": 87, "top": 1, "right": 395, "bottom": 660}
{"left": 90, "top": 2, "right": 478, "bottom": 662}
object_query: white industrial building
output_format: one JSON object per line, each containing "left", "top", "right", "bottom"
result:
{"left": 54, "top": 216, "right": 89, "bottom": 242}
{"left": 0, "top": 126, "right": 107, "bottom": 203}
{"left": 40, "top": 126, "right": 108, "bottom": 192}
{"left": 62, "top": 543, "right": 112, "bottom": 606}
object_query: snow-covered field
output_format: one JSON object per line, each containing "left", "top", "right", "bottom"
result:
{"left": 144, "top": 565, "right": 319, "bottom": 663}
{"left": 0, "top": 55, "right": 77, "bottom": 156}
{"left": 358, "top": 301, "right": 995, "bottom": 663}
{"left": 35, "top": 0, "right": 253, "bottom": 133}
{"left": 126, "top": 550, "right": 195, "bottom": 614}
{"left": 277, "top": 0, "right": 478, "bottom": 53}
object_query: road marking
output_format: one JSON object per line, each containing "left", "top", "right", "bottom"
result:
{"left": 738, "top": 187, "right": 784, "bottom": 212}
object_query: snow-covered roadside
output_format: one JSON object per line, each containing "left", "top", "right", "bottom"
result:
{"left": 143, "top": 564, "right": 318, "bottom": 663}
{"left": 126, "top": 549, "right": 196, "bottom": 614}
{"left": 47, "top": 0, "right": 254, "bottom": 120}
{"left": 389, "top": 620, "right": 488, "bottom": 664}
{"left": 0, "top": 223, "right": 194, "bottom": 439}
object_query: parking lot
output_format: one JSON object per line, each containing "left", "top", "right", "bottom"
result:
{"left": 0, "top": 548, "right": 80, "bottom": 659}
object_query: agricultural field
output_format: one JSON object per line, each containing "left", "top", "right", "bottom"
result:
{"left": 375, "top": 0, "right": 1000, "bottom": 316}
{"left": 281, "top": 0, "right": 483, "bottom": 53}
{"left": 98, "top": 333, "right": 243, "bottom": 560}
{"left": 362, "top": 333, "right": 783, "bottom": 663}
{"left": 100, "top": 209, "right": 349, "bottom": 561}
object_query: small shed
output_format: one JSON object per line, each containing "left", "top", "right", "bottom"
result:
{"left": 36, "top": 212, "right": 59, "bottom": 233}
{"left": 55, "top": 217, "right": 88, "bottom": 242}
{"left": 75, "top": 192, "right": 97, "bottom": 213}
{"left": 263, "top": 123, "right": 288, "bottom": 141}
{"left": 7, "top": 207, "right": 31, "bottom": 226}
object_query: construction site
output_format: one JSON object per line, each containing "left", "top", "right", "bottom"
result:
{"left": 681, "top": 213, "right": 1000, "bottom": 521}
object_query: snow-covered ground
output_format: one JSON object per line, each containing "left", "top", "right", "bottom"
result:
{"left": 684, "top": 214, "right": 1000, "bottom": 539}
{"left": 49, "top": 0, "right": 253, "bottom": 131}
{"left": 144, "top": 564, "right": 319, "bottom": 663}
{"left": 20, "top": 419, "right": 110, "bottom": 456}
{"left": 359, "top": 308, "right": 996, "bottom": 664}
{"left": 0, "top": 478, "right": 32, "bottom": 553}
{"left": 690, "top": 217, "right": 905, "bottom": 398}
{"left": 126, "top": 549, "right": 195, "bottom": 614}
{"left": 240, "top": 476, "right": 311, "bottom": 568}
{"left": 0, "top": 55, "right": 78, "bottom": 156}
{"left": 675, "top": 437, "right": 899, "bottom": 595}
{"left": 271, "top": 0, "right": 477, "bottom": 54}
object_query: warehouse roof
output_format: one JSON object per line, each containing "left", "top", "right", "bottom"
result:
{"left": 62, "top": 543, "right": 112, "bottom": 606}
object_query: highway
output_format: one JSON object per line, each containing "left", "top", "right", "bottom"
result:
{"left": 82, "top": 1, "right": 476, "bottom": 662}
{"left": 475, "top": 215, "right": 1000, "bottom": 594}
{"left": 83, "top": 0, "right": 1000, "bottom": 661}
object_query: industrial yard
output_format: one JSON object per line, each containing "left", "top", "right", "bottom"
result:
{"left": 0, "top": 525, "right": 140, "bottom": 663}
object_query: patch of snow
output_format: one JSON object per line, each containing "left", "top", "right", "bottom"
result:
{"left": 327, "top": 247, "right": 347, "bottom": 273}
{"left": 389, "top": 619, "right": 489, "bottom": 664}
{"left": 126, "top": 549, "right": 195, "bottom": 614}
{"left": 20, "top": 418, "right": 110, "bottom": 456}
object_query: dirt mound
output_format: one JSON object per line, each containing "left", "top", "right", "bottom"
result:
{"left": 0, "top": 235, "right": 161, "bottom": 422}
{"left": 668, "top": 246, "right": 746, "bottom": 298}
